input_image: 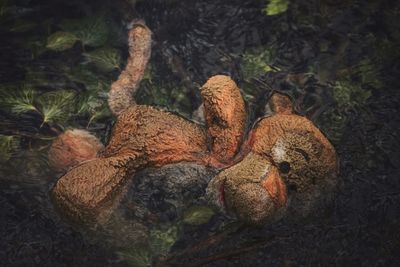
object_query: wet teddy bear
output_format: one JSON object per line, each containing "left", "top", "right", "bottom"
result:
{"left": 48, "top": 21, "right": 338, "bottom": 227}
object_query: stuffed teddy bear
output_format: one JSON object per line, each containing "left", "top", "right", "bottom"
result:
{"left": 48, "top": 21, "right": 338, "bottom": 227}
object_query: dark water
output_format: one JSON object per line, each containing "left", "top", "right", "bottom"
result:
{"left": 1, "top": 0, "right": 400, "bottom": 266}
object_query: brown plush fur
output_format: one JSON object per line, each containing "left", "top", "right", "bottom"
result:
{"left": 51, "top": 75, "right": 247, "bottom": 223}
{"left": 48, "top": 129, "right": 104, "bottom": 172}
{"left": 50, "top": 19, "right": 337, "bottom": 226}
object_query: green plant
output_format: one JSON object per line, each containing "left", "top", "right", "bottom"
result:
{"left": 46, "top": 31, "right": 78, "bottom": 51}
{"left": 241, "top": 47, "right": 277, "bottom": 81}
{"left": 0, "top": 135, "right": 19, "bottom": 162}
{"left": 84, "top": 47, "right": 122, "bottom": 72}
{"left": 149, "top": 224, "right": 179, "bottom": 255}
{"left": 182, "top": 205, "right": 215, "bottom": 226}
{"left": 36, "top": 90, "right": 76, "bottom": 126}
{"left": 0, "top": 85, "right": 38, "bottom": 114}
{"left": 263, "top": 0, "right": 289, "bottom": 16}
{"left": 240, "top": 47, "right": 278, "bottom": 101}
{"left": 76, "top": 92, "right": 111, "bottom": 126}
{"left": 118, "top": 246, "right": 153, "bottom": 267}
{"left": 333, "top": 80, "right": 372, "bottom": 109}
{"left": 60, "top": 16, "right": 110, "bottom": 48}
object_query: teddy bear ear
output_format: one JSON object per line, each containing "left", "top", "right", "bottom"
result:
{"left": 267, "top": 92, "right": 294, "bottom": 115}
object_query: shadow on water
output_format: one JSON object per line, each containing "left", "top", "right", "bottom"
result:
{"left": 1, "top": 0, "right": 400, "bottom": 266}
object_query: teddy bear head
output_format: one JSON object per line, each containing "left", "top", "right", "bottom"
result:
{"left": 206, "top": 93, "right": 338, "bottom": 225}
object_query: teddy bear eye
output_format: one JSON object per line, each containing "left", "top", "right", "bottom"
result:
{"left": 294, "top": 148, "right": 310, "bottom": 162}
{"left": 278, "top": 161, "right": 291, "bottom": 173}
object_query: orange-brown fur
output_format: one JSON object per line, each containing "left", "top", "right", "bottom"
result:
{"left": 201, "top": 75, "right": 247, "bottom": 163}
{"left": 50, "top": 19, "right": 337, "bottom": 226}
{"left": 206, "top": 93, "right": 338, "bottom": 225}
{"left": 48, "top": 129, "right": 104, "bottom": 172}
{"left": 51, "top": 75, "right": 247, "bottom": 223}
{"left": 108, "top": 22, "right": 152, "bottom": 115}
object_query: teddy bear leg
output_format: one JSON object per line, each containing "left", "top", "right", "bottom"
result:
{"left": 51, "top": 153, "right": 146, "bottom": 224}
{"left": 200, "top": 75, "right": 247, "bottom": 164}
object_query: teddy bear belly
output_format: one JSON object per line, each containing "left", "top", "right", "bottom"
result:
{"left": 120, "top": 162, "right": 218, "bottom": 225}
{"left": 96, "top": 162, "right": 225, "bottom": 248}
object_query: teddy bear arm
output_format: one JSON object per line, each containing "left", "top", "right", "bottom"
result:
{"left": 51, "top": 153, "right": 145, "bottom": 224}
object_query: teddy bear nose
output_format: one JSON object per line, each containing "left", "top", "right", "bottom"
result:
{"left": 261, "top": 167, "right": 287, "bottom": 209}
{"left": 207, "top": 152, "right": 289, "bottom": 225}
{"left": 223, "top": 166, "right": 288, "bottom": 225}
{"left": 228, "top": 182, "right": 277, "bottom": 225}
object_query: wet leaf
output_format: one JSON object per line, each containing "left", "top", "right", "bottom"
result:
{"left": 0, "top": 135, "right": 18, "bottom": 162}
{"left": 84, "top": 47, "right": 122, "bottom": 72}
{"left": 60, "top": 16, "right": 109, "bottom": 48}
{"left": 118, "top": 246, "right": 153, "bottom": 267}
{"left": 149, "top": 224, "right": 179, "bottom": 255}
{"left": 46, "top": 31, "right": 78, "bottom": 51}
{"left": 183, "top": 205, "right": 215, "bottom": 226}
{"left": 36, "top": 90, "right": 76, "bottom": 126}
{"left": 264, "top": 0, "right": 289, "bottom": 16}
{"left": 0, "top": 85, "right": 38, "bottom": 114}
